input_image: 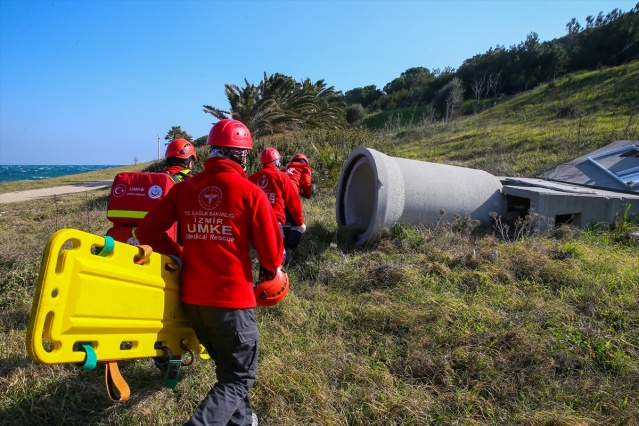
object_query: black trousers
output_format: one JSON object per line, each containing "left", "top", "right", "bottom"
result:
{"left": 183, "top": 305, "right": 259, "bottom": 426}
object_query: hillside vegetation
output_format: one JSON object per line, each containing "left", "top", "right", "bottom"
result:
{"left": 363, "top": 61, "right": 639, "bottom": 177}
{"left": 0, "top": 64, "right": 638, "bottom": 425}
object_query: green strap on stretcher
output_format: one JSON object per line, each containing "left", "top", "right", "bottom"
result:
{"left": 77, "top": 343, "right": 97, "bottom": 370}
{"left": 97, "top": 236, "right": 115, "bottom": 257}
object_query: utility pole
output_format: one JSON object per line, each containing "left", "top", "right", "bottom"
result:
{"left": 157, "top": 135, "right": 160, "bottom": 161}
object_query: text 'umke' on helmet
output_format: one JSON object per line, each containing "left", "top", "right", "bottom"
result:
{"left": 260, "top": 147, "right": 282, "bottom": 165}
{"left": 165, "top": 138, "right": 197, "bottom": 160}
{"left": 292, "top": 153, "right": 309, "bottom": 166}
{"left": 207, "top": 119, "right": 253, "bottom": 149}
{"left": 254, "top": 267, "right": 289, "bottom": 307}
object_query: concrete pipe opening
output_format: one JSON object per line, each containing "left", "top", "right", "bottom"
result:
{"left": 336, "top": 147, "right": 506, "bottom": 246}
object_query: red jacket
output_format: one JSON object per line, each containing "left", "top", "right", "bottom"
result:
{"left": 136, "top": 157, "right": 284, "bottom": 309}
{"left": 283, "top": 162, "right": 313, "bottom": 199}
{"left": 248, "top": 163, "right": 304, "bottom": 226}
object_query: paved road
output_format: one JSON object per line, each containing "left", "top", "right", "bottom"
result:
{"left": 0, "top": 180, "right": 113, "bottom": 204}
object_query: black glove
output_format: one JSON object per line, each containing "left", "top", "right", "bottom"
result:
{"left": 259, "top": 265, "right": 276, "bottom": 281}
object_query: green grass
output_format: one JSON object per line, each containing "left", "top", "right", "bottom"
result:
{"left": 1, "top": 63, "right": 638, "bottom": 425}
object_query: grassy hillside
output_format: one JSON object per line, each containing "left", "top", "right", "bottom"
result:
{"left": 1, "top": 64, "right": 638, "bottom": 425}
{"left": 364, "top": 61, "right": 639, "bottom": 177}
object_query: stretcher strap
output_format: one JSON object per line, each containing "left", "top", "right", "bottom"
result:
{"left": 97, "top": 236, "right": 115, "bottom": 257}
{"left": 134, "top": 245, "right": 153, "bottom": 264}
{"left": 156, "top": 345, "right": 182, "bottom": 389}
{"left": 77, "top": 343, "right": 97, "bottom": 370}
{"left": 179, "top": 339, "right": 194, "bottom": 366}
{"left": 105, "top": 361, "right": 131, "bottom": 402}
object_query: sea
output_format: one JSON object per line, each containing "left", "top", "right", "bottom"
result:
{"left": 0, "top": 165, "right": 123, "bottom": 183}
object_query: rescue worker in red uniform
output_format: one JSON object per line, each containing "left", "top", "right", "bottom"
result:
{"left": 150, "top": 138, "right": 199, "bottom": 371}
{"left": 136, "top": 119, "right": 283, "bottom": 426}
{"left": 280, "top": 153, "right": 313, "bottom": 264}
{"left": 164, "top": 138, "right": 197, "bottom": 181}
{"left": 248, "top": 147, "right": 305, "bottom": 265}
{"left": 283, "top": 153, "right": 313, "bottom": 199}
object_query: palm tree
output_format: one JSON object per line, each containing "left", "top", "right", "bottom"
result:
{"left": 299, "top": 78, "right": 348, "bottom": 129}
{"left": 203, "top": 73, "right": 347, "bottom": 137}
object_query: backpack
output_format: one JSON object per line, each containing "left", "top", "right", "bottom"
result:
{"left": 106, "top": 172, "right": 181, "bottom": 245}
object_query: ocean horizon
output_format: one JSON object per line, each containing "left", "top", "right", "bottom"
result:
{"left": 0, "top": 165, "right": 123, "bottom": 183}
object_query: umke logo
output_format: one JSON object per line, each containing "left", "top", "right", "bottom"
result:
{"left": 198, "top": 186, "right": 222, "bottom": 210}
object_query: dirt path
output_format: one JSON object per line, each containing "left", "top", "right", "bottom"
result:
{"left": 0, "top": 180, "right": 113, "bottom": 204}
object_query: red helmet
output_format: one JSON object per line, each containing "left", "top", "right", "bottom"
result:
{"left": 260, "top": 147, "right": 282, "bottom": 164}
{"left": 207, "top": 119, "right": 252, "bottom": 149}
{"left": 254, "top": 267, "right": 289, "bottom": 307}
{"left": 165, "top": 138, "right": 197, "bottom": 160}
{"left": 292, "top": 153, "right": 309, "bottom": 165}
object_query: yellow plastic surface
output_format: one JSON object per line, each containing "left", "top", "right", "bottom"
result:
{"left": 26, "top": 228, "right": 207, "bottom": 365}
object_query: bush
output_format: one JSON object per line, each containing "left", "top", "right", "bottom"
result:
{"left": 345, "top": 104, "right": 366, "bottom": 126}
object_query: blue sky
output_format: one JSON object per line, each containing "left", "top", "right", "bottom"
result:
{"left": 0, "top": 0, "right": 636, "bottom": 165}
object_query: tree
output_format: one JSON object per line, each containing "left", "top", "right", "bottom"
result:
{"left": 487, "top": 71, "right": 503, "bottom": 98}
{"left": 566, "top": 18, "right": 582, "bottom": 35}
{"left": 445, "top": 77, "right": 464, "bottom": 122}
{"left": 344, "top": 85, "right": 383, "bottom": 111}
{"left": 381, "top": 67, "right": 437, "bottom": 108}
{"left": 563, "top": 5, "right": 639, "bottom": 71}
{"left": 164, "top": 126, "right": 193, "bottom": 142}
{"left": 539, "top": 40, "right": 568, "bottom": 81}
{"left": 345, "top": 104, "right": 366, "bottom": 126}
{"left": 193, "top": 135, "right": 208, "bottom": 147}
{"left": 472, "top": 74, "right": 487, "bottom": 102}
{"left": 203, "top": 72, "right": 347, "bottom": 137}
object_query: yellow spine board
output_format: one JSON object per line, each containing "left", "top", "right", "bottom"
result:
{"left": 26, "top": 228, "right": 204, "bottom": 365}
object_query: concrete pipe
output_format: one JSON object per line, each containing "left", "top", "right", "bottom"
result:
{"left": 336, "top": 147, "right": 505, "bottom": 246}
